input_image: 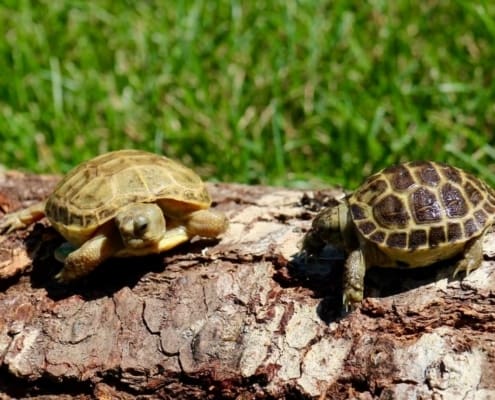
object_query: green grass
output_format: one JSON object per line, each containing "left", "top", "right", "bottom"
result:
{"left": 1, "top": 0, "right": 495, "bottom": 189}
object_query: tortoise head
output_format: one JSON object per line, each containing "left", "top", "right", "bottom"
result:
{"left": 115, "top": 203, "right": 166, "bottom": 248}
{"left": 302, "top": 201, "right": 351, "bottom": 256}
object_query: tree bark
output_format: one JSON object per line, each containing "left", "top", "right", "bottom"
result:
{"left": 0, "top": 171, "right": 494, "bottom": 399}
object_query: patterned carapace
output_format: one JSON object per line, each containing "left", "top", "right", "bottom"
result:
{"left": 348, "top": 161, "right": 495, "bottom": 251}
{"left": 45, "top": 149, "right": 213, "bottom": 245}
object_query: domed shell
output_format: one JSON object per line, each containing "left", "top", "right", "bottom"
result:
{"left": 348, "top": 161, "right": 495, "bottom": 254}
{"left": 45, "top": 149, "right": 211, "bottom": 245}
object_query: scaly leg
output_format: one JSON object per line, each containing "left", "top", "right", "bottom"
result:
{"left": 115, "top": 226, "right": 190, "bottom": 257}
{"left": 0, "top": 202, "right": 46, "bottom": 233}
{"left": 55, "top": 223, "right": 122, "bottom": 282}
{"left": 342, "top": 248, "right": 366, "bottom": 311}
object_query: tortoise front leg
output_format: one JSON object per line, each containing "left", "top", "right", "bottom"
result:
{"left": 0, "top": 201, "right": 46, "bottom": 233}
{"left": 184, "top": 209, "right": 228, "bottom": 238}
{"left": 342, "top": 248, "right": 366, "bottom": 311}
{"left": 115, "top": 226, "right": 190, "bottom": 257}
{"left": 55, "top": 223, "right": 122, "bottom": 282}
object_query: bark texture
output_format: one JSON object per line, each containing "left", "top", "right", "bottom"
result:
{"left": 0, "top": 171, "right": 494, "bottom": 399}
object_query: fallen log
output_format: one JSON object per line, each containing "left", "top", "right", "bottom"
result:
{"left": 0, "top": 171, "right": 494, "bottom": 399}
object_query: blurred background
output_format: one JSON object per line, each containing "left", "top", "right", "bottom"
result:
{"left": 1, "top": 1, "right": 494, "bottom": 189}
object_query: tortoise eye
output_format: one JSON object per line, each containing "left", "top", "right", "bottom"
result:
{"left": 134, "top": 216, "right": 149, "bottom": 234}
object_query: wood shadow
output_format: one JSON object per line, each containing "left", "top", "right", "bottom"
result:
{"left": 24, "top": 225, "right": 221, "bottom": 301}
{"left": 286, "top": 244, "right": 460, "bottom": 323}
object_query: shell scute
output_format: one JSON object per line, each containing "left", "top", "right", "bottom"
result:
{"left": 447, "top": 222, "right": 462, "bottom": 242}
{"left": 409, "top": 229, "right": 427, "bottom": 249}
{"left": 350, "top": 204, "right": 367, "bottom": 220}
{"left": 439, "top": 164, "right": 462, "bottom": 184}
{"left": 357, "top": 221, "right": 376, "bottom": 235}
{"left": 464, "top": 179, "right": 483, "bottom": 206}
{"left": 355, "top": 178, "right": 388, "bottom": 204}
{"left": 386, "top": 232, "right": 407, "bottom": 248}
{"left": 373, "top": 194, "right": 410, "bottom": 229}
{"left": 464, "top": 218, "right": 478, "bottom": 238}
{"left": 413, "top": 161, "right": 441, "bottom": 186}
{"left": 441, "top": 183, "right": 468, "bottom": 218}
{"left": 429, "top": 226, "right": 446, "bottom": 247}
{"left": 474, "top": 209, "right": 488, "bottom": 226}
{"left": 72, "top": 176, "right": 114, "bottom": 210}
{"left": 388, "top": 164, "right": 414, "bottom": 191}
{"left": 411, "top": 187, "right": 442, "bottom": 224}
{"left": 484, "top": 203, "right": 495, "bottom": 214}
{"left": 370, "top": 231, "right": 386, "bottom": 243}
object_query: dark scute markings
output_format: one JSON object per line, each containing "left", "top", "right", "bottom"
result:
{"left": 463, "top": 180, "right": 483, "bottom": 206}
{"left": 355, "top": 178, "right": 388, "bottom": 203}
{"left": 386, "top": 232, "right": 407, "bottom": 248}
{"left": 183, "top": 190, "right": 196, "bottom": 200}
{"left": 124, "top": 194, "right": 142, "bottom": 205}
{"left": 463, "top": 218, "right": 478, "bottom": 238}
{"left": 357, "top": 221, "right": 376, "bottom": 235}
{"left": 350, "top": 204, "right": 366, "bottom": 220}
{"left": 82, "top": 214, "right": 95, "bottom": 227}
{"left": 447, "top": 223, "right": 462, "bottom": 242}
{"left": 440, "top": 165, "right": 462, "bottom": 184}
{"left": 474, "top": 209, "right": 488, "bottom": 226}
{"left": 370, "top": 231, "right": 386, "bottom": 243}
{"left": 429, "top": 226, "right": 446, "bottom": 247}
{"left": 411, "top": 187, "right": 442, "bottom": 223}
{"left": 441, "top": 183, "right": 468, "bottom": 218}
{"left": 57, "top": 205, "right": 69, "bottom": 225}
{"left": 483, "top": 203, "right": 495, "bottom": 214}
{"left": 487, "top": 192, "right": 495, "bottom": 207}
{"left": 373, "top": 195, "right": 410, "bottom": 228}
{"left": 98, "top": 207, "right": 116, "bottom": 222}
{"left": 409, "top": 229, "right": 427, "bottom": 249}
{"left": 70, "top": 214, "right": 83, "bottom": 227}
{"left": 413, "top": 162, "right": 440, "bottom": 186}
{"left": 387, "top": 164, "right": 415, "bottom": 190}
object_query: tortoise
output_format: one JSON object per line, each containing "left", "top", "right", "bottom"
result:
{"left": 0, "top": 149, "right": 228, "bottom": 282}
{"left": 302, "top": 161, "right": 495, "bottom": 310}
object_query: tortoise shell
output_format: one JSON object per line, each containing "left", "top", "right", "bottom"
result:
{"left": 348, "top": 161, "right": 495, "bottom": 266}
{"left": 45, "top": 149, "right": 211, "bottom": 245}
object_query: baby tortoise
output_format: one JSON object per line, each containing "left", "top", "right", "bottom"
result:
{"left": 0, "top": 149, "right": 228, "bottom": 282}
{"left": 303, "top": 161, "right": 495, "bottom": 310}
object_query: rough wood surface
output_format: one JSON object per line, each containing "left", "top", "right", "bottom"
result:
{"left": 0, "top": 171, "right": 494, "bottom": 399}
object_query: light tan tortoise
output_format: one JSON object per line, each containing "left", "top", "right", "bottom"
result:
{"left": 0, "top": 149, "right": 228, "bottom": 282}
{"left": 302, "top": 161, "right": 495, "bottom": 310}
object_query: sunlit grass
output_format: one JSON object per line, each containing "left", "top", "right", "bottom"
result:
{"left": 1, "top": 1, "right": 495, "bottom": 189}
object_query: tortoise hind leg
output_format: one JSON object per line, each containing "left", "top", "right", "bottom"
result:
{"left": 55, "top": 223, "right": 122, "bottom": 282}
{"left": 453, "top": 235, "right": 484, "bottom": 278}
{"left": 0, "top": 201, "right": 46, "bottom": 233}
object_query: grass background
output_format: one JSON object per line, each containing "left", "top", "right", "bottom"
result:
{"left": 1, "top": 0, "right": 495, "bottom": 189}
